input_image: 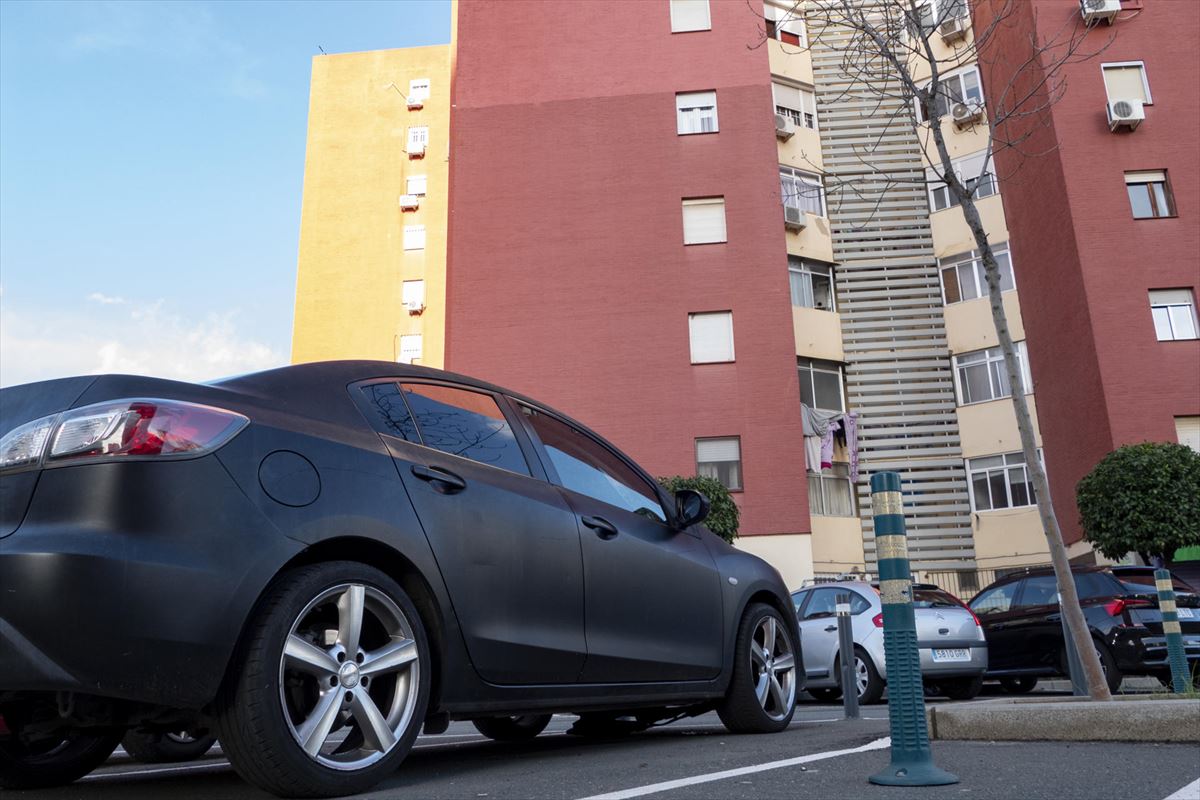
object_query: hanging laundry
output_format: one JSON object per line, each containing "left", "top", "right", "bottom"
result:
{"left": 820, "top": 418, "right": 841, "bottom": 470}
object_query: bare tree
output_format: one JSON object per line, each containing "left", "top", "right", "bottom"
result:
{"left": 761, "top": 0, "right": 1118, "bottom": 700}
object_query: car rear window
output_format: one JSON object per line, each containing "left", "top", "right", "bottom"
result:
{"left": 913, "top": 588, "right": 963, "bottom": 609}
{"left": 1116, "top": 572, "right": 1196, "bottom": 594}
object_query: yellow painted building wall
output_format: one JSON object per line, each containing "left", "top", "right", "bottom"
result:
{"left": 292, "top": 46, "right": 451, "bottom": 367}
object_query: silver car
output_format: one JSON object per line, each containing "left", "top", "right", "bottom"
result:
{"left": 790, "top": 581, "right": 988, "bottom": 703}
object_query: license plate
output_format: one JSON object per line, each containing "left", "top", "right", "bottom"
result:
{"left": 931, "top": 648, "right": 971, "bottom": 663}
{"left": 1179, "top": 608, "right": 1194, "bottom": 619}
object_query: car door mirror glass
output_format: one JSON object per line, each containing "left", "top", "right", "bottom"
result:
{"left": 674, "top": 489, "right": 710, "bottom": 529}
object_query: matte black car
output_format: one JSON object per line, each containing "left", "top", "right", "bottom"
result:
{"left": 0, "top": 362, "right": 802, "bottom": 796}
{"left": 969, "top": 566, "right": 1200, "bottom": 694}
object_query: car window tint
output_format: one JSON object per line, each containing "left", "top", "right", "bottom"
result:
{"left": 518, "top": 404, "right": 666, "bottom": 522}
{"left": 848, "top": 591, "right": 872, "bottom": 614}
{"left": 1075, "top": 572, "right": 1122, "bottom": 599}
{"left": 803, "top": 588, "right": 839, "bottom": 619}
{"left": 400, "top": 384, "right": 530, "bottom": 476}
{"left": 970, "top": 582, "right": 1018, "bottom": 615}
{"left": 361, "top": 382, "right": 421, "bottom": 443}
{"left": 913, "top": 588, "right": 962, "bottom": 609}
{"left": 1119, "top": 574, "right": 1195, "bottom": 594}
{"left": 1018, "top": 575, "right": 1058, "bottom": 607}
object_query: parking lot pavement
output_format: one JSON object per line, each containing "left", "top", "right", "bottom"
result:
{"left": 28, "top": 700, "right": 1199, "bottom": 800}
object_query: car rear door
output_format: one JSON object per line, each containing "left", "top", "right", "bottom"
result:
{"left": 513, "top": 401, "right": 724, "bottom": 683}
{"left": 355, "top": 380, "right": 586, "bottom": 685}
{"left": 970, "top": 580, "right": 1024, "bottom": 671}
{"left": 795, "top": 588, "right": 842, "bottom": 681}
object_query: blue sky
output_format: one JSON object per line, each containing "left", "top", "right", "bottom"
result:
{"left": 0, "top": 0, "right": 450, "bottom": 387}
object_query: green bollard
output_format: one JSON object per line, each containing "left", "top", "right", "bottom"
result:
{"left": 1155, "top": 569, "right": 1192, "bottom": 693}
{"left": 867, "top": 471, "right": 959, "bottom": 787}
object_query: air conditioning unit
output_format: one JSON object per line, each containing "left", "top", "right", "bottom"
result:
{"left": 408, "top": 144, "right": 426, "bottom": 159}
{"left": 951, "top": 101, "right": 985, "bottom": 128}
{"left": 1107, "top": 98, "right": 1144, "bottom": 131}
{"left": 406, "top": 95, "right": 423, "bottom": 110}
{"left": 784, "top": 205, "right": 807, "bottom": 231}
{"left": 405, "top": 300, "right": 426, "bottom": 314}
{"left": 938, "top": 16, "right": 968, "bottom": 43}
{"left": 1080, "top": 0, "right": 1120, "bottom": 25}
{"left": 398, "top": 194, "right": 420, "bottom": 210}
{"left": 775, "top": 113, "right": 796, "bottom": 140}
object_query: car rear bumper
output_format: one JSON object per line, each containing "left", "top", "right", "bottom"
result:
{"left": 0, "top": 458, "right": 300, "bottom": 708}
{"left": 1112, "top": 628, "right": 1200, "bottom": 674}
{"left": 860, "top": 631, "right": 987, "bottom": 679}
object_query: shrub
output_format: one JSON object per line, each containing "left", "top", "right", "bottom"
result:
{"left": 658, "top": 475, "right": 739, "bottom": 544}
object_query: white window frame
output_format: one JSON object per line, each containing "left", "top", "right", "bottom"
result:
{"left": 402, "top": 279, "right": 426, "bottom": 308}
{"left": 938, "top": 243, "right": 1015, "bottom": 305}
{"left": 403, "top": 225, "right": 426, "bottom": 251}
{"left": 406, "top": 175, "right": 428, "bottom": 196}
{"left": 669, "top": 0, "right": 711, "bottom": 33}
{"left": 1176, "top": 416, "right": 1200, "bottom": 453}
{"left": 916, "top": 65, "right": 983, "bottom": 123}
{"left": 398, "top": 333, "right": 424, "bottom": 365}
{"left": 764, "top": 1, "right": 807, "bottom": 47}
{"left": 1125, "top": 170, "right": 1175, "bottom": 219}
{"left": 772, "top": 81, "right": 818, "bottom": 130}
{"left": 927, "top": 149, "right": 997, "bottom": 213}
{"left": 688, "top": 311, "right": 735, "bottom": 364}
{"left": 909, "top": 0, "right": 967, "bottom": 38}
{"left": 407, "top": 126, "right": 429, "bottom": 153}
{"left": 797, "top": 357, "right": 845, "bottom": 413}
{"left": 1149, "top": 289, "right": 1199, "bottom": 341}
{"left": 953, "top": 342, "right": 1033, "bottom": 406}
{"left": 408, "top": 78, "right": 431, "bottom": 101}
{"left": 780, "top": 166, "right": 825, "bottom": 217}
{"left": 676, "top": 90, "right": 718, "bottom": 135}
{"left": 788, "top": 258, "right": 836, "bottom": 311}
{"left": 1101, "top": 61, "right": 1153, "bottom": 105}
{"left": 808, "top": 463, "right": 855, "bottom": 517}
{"left": 966, "top": 451, "right": 1039, "bottom": 512}
{"left": 681, "top": 197, "right": 727, "bottom": 245}
{"left": 696, "top": 436, "right": 743, "bottom": 491}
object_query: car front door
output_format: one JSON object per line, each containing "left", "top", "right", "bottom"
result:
{"left": 796, "top": 588, "right": 842, "bottom": 682}
{"left": 356, "top": 380, "right": 586, "bottom": 685}
{"left": 514, "top": 402, "right": 724, "bottom": 683}
{"left": 970, "top": 580, "right": 1024, "bottom": 672}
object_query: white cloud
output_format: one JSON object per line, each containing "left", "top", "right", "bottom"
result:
{"left": 87, "top": 292, "right": 127, "bottom": 305}
{"left": 0, "top": 298, "right": 286, "bottom": 388}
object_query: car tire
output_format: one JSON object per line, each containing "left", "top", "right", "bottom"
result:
{"left": 807, "top": 687, "right": 843, "bottom": 703}
{"left": 215, "top": 562, "right": 431, "bottom": 799}
{"left": 121, "top": 729, "right": 217, "bottom": 763}
{"left": 1093, "top": 641, "right": 1123, "bottom": 695}
{"left": 999, "top": 676, "right": 1038, "bottom": 694}
{"left": 845, "top": 647, "right": 885, "bottom": 705}
{"left": 0, "top": 730, "right": 122, "bottom": 790}
{"left": 937, "top": 675, "right": 983, "bottom": 700}
{"left": 717, "top": 603, "right": 797, "bottom": 733}
{"left": 472, "top": 715, "right": 552, "bottom": 741}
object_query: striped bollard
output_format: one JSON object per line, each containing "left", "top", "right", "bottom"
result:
{"left": 1155, "top": 569, "right": 1192, "bottom": 693}
{"left": 867, "top": 472, "right": 958, "bottom": 787}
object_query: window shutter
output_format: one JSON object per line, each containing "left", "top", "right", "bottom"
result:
{"left": 697, "top": 438, "right": 740, "bottom": 463}
{"left": 682, "top": 198, "right": 727, "bottom": 244}
{"left": 1149, "top": 289, "right": 1193, "bottom": 306}
{"left": 1125, "top": 170, "right": 1166, "bottom": 184}
{"left": 670, "top": 0, "right": 711, "bottom": 32}
{"left": 1102, "top": 65, "right": 1148, "bottom": 102}
{"left": 402, "top": 280, "right": 425, "bottom": 306}
{"left": 403, "top": 225, "right": 426, "bottom": 250}
{"left": 1176, "top": 417, "right": 1200, "bottom": 453}
{"left": 407, "top": 175, "right": 428, "bottom": 195}
{"left": 689, "top": 311, "right": 734, "bottom": 362}
{"left": 772, "top": 82, "right": 803, "bottom": 109}
{"left": 398, "top": 334, "right": 423, "bottom": 364}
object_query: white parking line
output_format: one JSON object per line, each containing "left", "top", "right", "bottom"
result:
{"left": 1164, "top": 777, "right": 1200, "bottom": 800}
{"left": 574, "top": 737, "right": 892, "bottom": 800}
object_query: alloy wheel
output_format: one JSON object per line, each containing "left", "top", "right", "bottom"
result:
{"left": 278, "top": 583, "right": 421, "bottom": 770}
{"left": 749, "top": 616, "right": 796, "bottom": 720}
{"left": 855, "top": 656, "right": 869, "bottom": 698}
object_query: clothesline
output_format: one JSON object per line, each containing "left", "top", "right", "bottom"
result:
{"left": 801, "top": 404, "right": 860, "bottom": 481}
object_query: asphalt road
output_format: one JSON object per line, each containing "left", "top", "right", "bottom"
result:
{"left": 17, "top": 696, "right": 1200, "bottom": 800}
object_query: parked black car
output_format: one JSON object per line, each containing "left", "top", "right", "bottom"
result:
{"left": 0, "top": 362, "right": 802, "bottom": 796}
{"left": 969, "top": 566, "right": 1200, "bottom": 694}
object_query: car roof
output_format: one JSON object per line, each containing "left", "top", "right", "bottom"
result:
{"left": 986, "top": 564, "right": 1111, "bottom": 586}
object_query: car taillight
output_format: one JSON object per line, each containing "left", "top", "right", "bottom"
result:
{"left": 0, "top": 399, "right": 247, "bottom": 473}
{"left": 872, "top": 613, "right": 884, "bottom": 628}
{"left": 1104, "top": 597, "right": 1152, "bottom": 617}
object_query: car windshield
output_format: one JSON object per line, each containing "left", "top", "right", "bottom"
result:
{"left": 912, "top": 588, "right": 962, "bottom": 609}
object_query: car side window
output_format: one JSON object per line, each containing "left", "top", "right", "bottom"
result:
{"left": 848, "top": 591, "right": 872, "bottom": 614}
{"left": 517, "top": 404, "right": 667, "bottom": 523}
{"left": 1017, "top": 575, "right": 1058, "bottom": 607}
{"left": 1076, "top": 572, "right": 1123, "bottom": 599}
{"left": 970, "top": 582, "right": 1019, "bottom": 615}
{"left": 398, "top": 384, "right": 531, "bottom": 477}
{"left": 791, "top": 591, "right": 808, "bottom": 613}
{"left": 802, "top": 588, "right": 839, "bottom": 619}
{"left": 361, "top": 382, "right": 421, "bottom": 443}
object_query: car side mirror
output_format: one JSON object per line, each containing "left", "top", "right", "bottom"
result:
{"left": 674, "top": 489, "right": 710, "bottom": 529}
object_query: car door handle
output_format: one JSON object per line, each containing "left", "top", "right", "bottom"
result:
{"left": 823, "top": 625, "right": 837, "bottom": 632}
{"left": 581, "top": 515, "right": 618, "bottom": 539}
{"left": 1044, "top": 613, "right": 1061, "bottom": 622}
{"left": 411, "top": 464, "right": 467, "bottom": 493}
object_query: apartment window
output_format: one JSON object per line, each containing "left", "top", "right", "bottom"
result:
{"left": 403, "top": 225, "right": 426, "bottom": 250}
{"left": 773, "top": 82, "right": 818, "bottom": 130}
{"left": 689, "top": 311, "right": 734, "bottom": 363}
{"left": 967, "top": 451, "right": 1037, "bottom": 512}
{"left": 696, "top": 437, "right": 742, "bottom": 491}
{"left": 409, "top": 78, "right": 431, "bottom": 100}
{"left": 670, "top": 0, "right": 710, "bottom": 32}
{"left": 398, "top": 334, "right": 423, "bottom": 364}
{"left": 764, "top": 1, "right": 806, "bottom": 46}
{"left": 402, "top": 280, "right": 426, "bottom": 309}
{"left": 797, "top": 358, "right": 844, "bottom": 413}
{"left": 808, "top": 463, "right": 854, "bottom": 517}
{"left": 940, "top": 244, "right": 1014, "bottom": 304}
{"left": 1102, "top": 61, "right": 1152, "bottom": 104}
{"left": 1177, "top": 417, "right": 1200, "bottom": 453}
{"left": 928, "top": 149, "right": 997, "bottom": 212}
{"left": 910, "top": 0, "right": 966, "bottom": 37}
{"left": 917, "top": 66, "right": 982, "bottom": 122}
{"left": 406, "top": 175, "right": 427, "bottom": 196}
{"left": 676, "top": 91, "right": 718, "bottom": 134}
{"left": 407, "top": 126, "right": 429, "bottom": 153}
{"left": 1125, "top": 171, "right": 1175, "bottom": 219}
{"left": 780, "top": 167, "right": 825, "bottom": 216}
{"left": 953, "top": 342, "right": 1032, "bottom": 405}
{"left": 788, "top": 258, "right": 835, "bottom": 310}
{"left": 1149, "top": 289, "right": 1198, "bottom": 341}
{"left": 682, "top": 197, "right": 727, "bottom": 244}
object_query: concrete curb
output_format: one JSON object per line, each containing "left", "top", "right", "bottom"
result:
{"left": 928, "top": 696, "right": 1200, "bottom": 742}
